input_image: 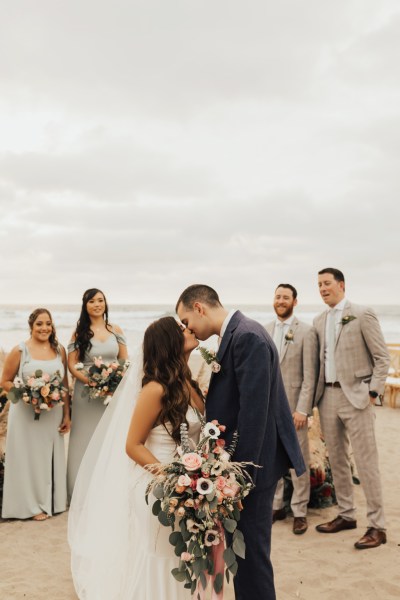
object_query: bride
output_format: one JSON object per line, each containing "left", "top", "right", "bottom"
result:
{"left": 68, "top": 317, "right": 204, "bottom": 599}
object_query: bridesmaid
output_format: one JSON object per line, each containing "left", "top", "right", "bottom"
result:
{"left": 67, "top": 288, "right": 128, "bottom": 499}
{"left": 1, "top": 308, "right": 70, "bottom": 520}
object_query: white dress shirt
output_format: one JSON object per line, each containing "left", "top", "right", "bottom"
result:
{"left": 324, "top": 297, "right": 348, "bottom": 382}
{"left": 273, "top": 315, "right": 295, "bottom": 356}
{"left": 220, "top": 309, "right": 236, "bottom": 339}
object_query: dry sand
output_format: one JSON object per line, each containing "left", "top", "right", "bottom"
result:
{"left": 1, "top": 400, "right": 399, "bottom": 600}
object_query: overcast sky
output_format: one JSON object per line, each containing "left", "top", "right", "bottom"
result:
{"left": 0, "top": 0, "right": 399, "bottom": 306}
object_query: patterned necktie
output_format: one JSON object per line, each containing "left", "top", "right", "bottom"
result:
{"left": 326, "top": 308, "right": 337, "bottom": 382}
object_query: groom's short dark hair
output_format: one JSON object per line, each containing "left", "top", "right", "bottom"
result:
{"left": 176, "top": 285, "right": 222, "bottom": 311}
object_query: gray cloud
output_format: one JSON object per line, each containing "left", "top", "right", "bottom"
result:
{"left": 0, "top": 0, "right": 399, "bottom": 304}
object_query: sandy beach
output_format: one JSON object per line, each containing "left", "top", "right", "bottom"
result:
{"left": 1, "top": 394, "right": 399, "bottom": 600}
{"left": 1, "top": 348, "right": 399, "bottom": 599}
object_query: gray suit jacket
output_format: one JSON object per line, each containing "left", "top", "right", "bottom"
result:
{"left": 313, "top": 301, "right": 390, "bottom": 408}
{"left": 266, "top": 318, "right": 318, "bottom": 415}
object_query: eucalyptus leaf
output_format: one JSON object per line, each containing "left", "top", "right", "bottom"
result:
{"left": 158, "top": 510, "right": 170, "bottom": 526}
{"left": 153, "top": 483, "right": 165, "bottom": 499}
{"left": 223, "top": 547, "right": 236, "bottom": 568}
{"left": 233, "top": 536, "right": 246, "bottom": 559}
{"left": 193, "top": 558, "right": 203, "bottom": 577}
{"left": 233, "top": 528, "right": 244, "bottom": 542}
{"left": 7, "top": 389, "right": 20, "bottom": 404}
{"left": 229, "top": 560, "right": 238, "bottom": 576}
{"left": 199, "top": 571, "right": 207, "bottom": 590}
{"left": 223, "top": 518, "right": 237, "bottom": 533}
{"left": 233, "top": 505, "right": 241, "bottom": 521}
{"left": 214, "top": 573, "right": 223, "bottom": 594}
{"left": 206, "top": 490, "right": 215, "bottom": 502}
{"left": 171, "top": 568, "right": 187, "bottom": 582}
{"left": 169, "top": 531, "right": 183, "bottom": 546}
{"left": 225, "top": 568, "right": 230, "bottom": 584}
{"left": 34, "top": 370, "right": 43, "bottom": 378}
{"left": 152, "top": 500, "right": 162, "bottom": 516}
{"left": 175, "top": 539, "right": 187, "bottom": 557}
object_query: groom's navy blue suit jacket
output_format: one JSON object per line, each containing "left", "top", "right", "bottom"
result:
{"left": 206, "top": 311, "right": 305, "bottom": 489}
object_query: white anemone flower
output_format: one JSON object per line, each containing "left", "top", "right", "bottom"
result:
{"left": 196, "top": 478, "right": 214, "bottom": 495}
{"left": 203, "top": 422, "right": 221, "bottom": 439}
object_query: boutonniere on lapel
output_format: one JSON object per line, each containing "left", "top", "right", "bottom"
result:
{"left": 284, "top": 330, "right": 295, "bottom": 344}
{"left": 198, "top": 347, "right": 221, "bottom": 373}
{"left": 341, "top": 315, "right": 356, "bottom": 326}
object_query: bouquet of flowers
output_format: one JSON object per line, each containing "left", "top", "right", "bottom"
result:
{"left": 145, "top": 420, "right": 256, "bottom": 598}
{"left": 7, "top": 370, "right": 67, "bottom": 421}
{"left": 76, "top": 357, "right": 130, "bottom": 405}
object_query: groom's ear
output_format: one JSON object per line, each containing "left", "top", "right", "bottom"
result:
{"left": 193, "top": 301, "right": 204, "bottom": 315}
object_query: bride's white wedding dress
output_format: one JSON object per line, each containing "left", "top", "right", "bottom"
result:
{"left": 69, "top": 351, "right": 201, "bottom": 600}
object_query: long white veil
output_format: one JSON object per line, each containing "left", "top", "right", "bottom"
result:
{"left": 68, "top": 346, "right": 144, "bottom": 600}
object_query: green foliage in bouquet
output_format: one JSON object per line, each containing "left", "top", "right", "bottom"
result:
{"left": 145, "top": 421, "right": 256, "bottom": 597}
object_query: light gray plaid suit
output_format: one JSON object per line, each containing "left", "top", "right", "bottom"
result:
{"left": 266, "top": 318, "right": 318, "bottom": 517}
{"left": 314, "top": 301, "right": 390, "bottom": 529}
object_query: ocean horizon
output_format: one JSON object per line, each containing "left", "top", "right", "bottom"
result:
{"left": 0, "top": 303, "right": 399, "bottom": 352}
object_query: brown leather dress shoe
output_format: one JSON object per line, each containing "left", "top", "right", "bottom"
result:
{"left": 272, "top": 508, "right": 286, "bottom": 523}
{"left": 316, "top": 516, "right": 357, "bottom": 533}
{"left": 354, "top": 528, "right": 387, "bottom": 549}
{"left": 293, "top": 517, "right": 308, "bottom": 535}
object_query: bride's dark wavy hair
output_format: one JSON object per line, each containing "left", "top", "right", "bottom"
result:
{"left": 28, "top": 308, "right": 59, "bottom": 352}
{"left": 142, "top": 317, "right": 202, "bottom": 444}
{"left": 74, "top": 288, "right": 111, "bottom": 361}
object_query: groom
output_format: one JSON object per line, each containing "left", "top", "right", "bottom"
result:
{"left": 176, "top": 285, "right": 305, "bottom": 600}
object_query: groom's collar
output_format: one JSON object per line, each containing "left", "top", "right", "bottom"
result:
{"left": 217, "top": 310, "right": 242, "bottom": 362}
{"left": 219, "top": 309, "right": 236, "bottom": 338}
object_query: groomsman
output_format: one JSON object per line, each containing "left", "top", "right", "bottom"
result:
{"left": 313, "top": 268, "right": 389, "bottom": 549}
{"left": 266, "top": 284, "right": 318, "bottom": 535}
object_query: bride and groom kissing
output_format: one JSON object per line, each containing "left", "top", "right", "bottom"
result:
{"left": 69, "top": 284, "right": 305, "bottom": 600}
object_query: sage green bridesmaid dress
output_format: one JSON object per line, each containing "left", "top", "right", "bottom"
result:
{"left": 67, "top": 332, "right": 127, "bottom": 500}
{"left": 2, "top": 343, "right": 67, "bottom": 519}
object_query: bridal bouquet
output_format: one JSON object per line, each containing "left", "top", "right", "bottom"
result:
{"left": 145, "top": 420, "right": 255, "bottom": 598}
{"left": 7, "top": 370, "right": 67, "bottom": 421}
{"left": 76, "top": 357, "right": 130, "bottom": 405}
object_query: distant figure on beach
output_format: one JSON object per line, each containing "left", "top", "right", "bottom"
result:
{"left": 67, "top": 288, "right": 128, "bottom": 500}
{"left": 313, "top": 268, "right": 389, "bottom": 549}
{"left": 176, "top": 284, "right": 305, "bottom": 600}
{"left": 265, "top": 283, "right": 318, "bottom": 535}
{"left": 1, "top": 308, "right": 70, "bottom": 521}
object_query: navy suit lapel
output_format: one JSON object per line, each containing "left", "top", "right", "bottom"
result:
{"left": 217, "top": 310, "right": 241, "bottom": 363}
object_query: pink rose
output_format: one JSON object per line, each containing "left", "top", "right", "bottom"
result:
{"left": 178, "top": 474, "right": 192, "bottom": 487}
{"left": 215, "top": 476, "right": 227, "bottom": 491}
{"left": 181, "top": 552, "right": 193, "bottom": 562}
{"left": 27, "top": 377, "right": 36, "bottom": 387}
{"left": 51, "top": 391, "right": 60, "bottom": 401}
{"left": 222, "top": 482, "right": 241, "bottom": 498}
{"left": 94, "top": 357, "right": 103, "bottom": 368}
{"left": 181, "top": 453, "right": 202, "bottom": 471}
{"left": 211, "top": 362, "right": 221, "bottom": 373}
{"left": 42, "top": 373, "right": 50, "bottom": 382}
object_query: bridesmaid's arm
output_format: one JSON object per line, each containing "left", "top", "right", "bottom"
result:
{"left": 0, "top": 346, "right": 21, "bottom": 392}
{"left": 113, "top": 324, "right": 128, "bottom": 360}
{"left": 67, "top": 334, "right": 90, "bottom": 384}
{"left": 59, "top": 346, "right": 71, "bottom": 435}
{"left": 126, "top": 381, "right": 163, "bottom": 469}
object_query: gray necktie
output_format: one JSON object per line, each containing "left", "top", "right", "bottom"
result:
{"left": 326, "top": 309, "right": 337, "bottom": 382}
{"left": 275, "top": 322, "right": 285, "bottom": 357}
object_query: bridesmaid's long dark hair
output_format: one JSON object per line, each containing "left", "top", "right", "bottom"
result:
{"left": 142, "top": 317, "right": 202, "bottom": 444}
{"left": 28, "top": 308, "right": 59, "bottom": 352}
{"left": 74, "top": 288, "right": 111, "bottom": 361}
